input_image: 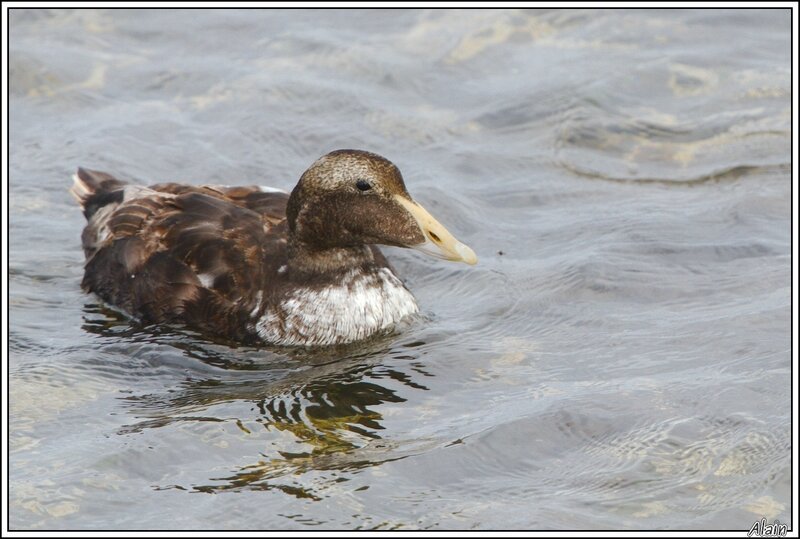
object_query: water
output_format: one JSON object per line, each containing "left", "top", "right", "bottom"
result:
{"left": 8, "top": 8, "right": 792, "bottom": 530}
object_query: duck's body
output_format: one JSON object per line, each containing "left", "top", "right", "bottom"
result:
{"left": 72, "top": 150, "right": 475, "bottom": 346}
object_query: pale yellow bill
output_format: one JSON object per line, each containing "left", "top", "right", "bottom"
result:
{"left": 394, "top": 195, "right": 478, "bottom": 265}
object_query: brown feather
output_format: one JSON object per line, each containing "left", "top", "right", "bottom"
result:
{"left": 75, "top": 172, "right": 290, "bottom": 336}
{"left": 71, "top": 150, "right": 451, "bottom": 345}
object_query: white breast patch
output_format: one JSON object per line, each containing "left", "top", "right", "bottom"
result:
{"left": 255, "top": 268, "right": 418, "bottom": 346}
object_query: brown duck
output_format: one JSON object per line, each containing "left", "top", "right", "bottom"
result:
{"left": 71, "top": 149, "right": 477, "bottom": 346}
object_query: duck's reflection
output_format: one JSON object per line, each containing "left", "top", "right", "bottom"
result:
{"left": 82, "top": 303, "right": 432, "bottom": 495}
{"left": 193, "top": 374, "right": 411, "bottom": 497}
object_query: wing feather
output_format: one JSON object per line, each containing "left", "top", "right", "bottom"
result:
{"left": 78, "top": 172, "right": 290, "bottom": 337}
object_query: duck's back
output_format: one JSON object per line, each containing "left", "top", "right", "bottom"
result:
{"left": 71, "top": 168, "right": 290, "bottom": 342}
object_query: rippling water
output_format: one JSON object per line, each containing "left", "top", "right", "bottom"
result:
{"left": 8, "top": 8, "right": 792, "bottom": 530}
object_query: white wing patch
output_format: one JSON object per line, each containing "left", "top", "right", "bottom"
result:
{"left": 258, "top": 185, "right": 289, "bottom": 194}
{"left": 197, "top": 273, "right": 215, "bottom": 288}
{"left": 255, "top": 268, "right": 418, "bottom": 346}
{"left": 249, "top": 291, "right": 263, "bottom": 317}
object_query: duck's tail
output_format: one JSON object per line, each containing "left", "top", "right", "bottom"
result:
{"left": 71, "top": 167, "right": 133, "bottom": 259}
{"left": 70, "top": 167, "right": 127, "bottom": 220}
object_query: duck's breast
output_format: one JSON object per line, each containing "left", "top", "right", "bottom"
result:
{"left": 254, "top": 268, "right": 418, "bottom": 346}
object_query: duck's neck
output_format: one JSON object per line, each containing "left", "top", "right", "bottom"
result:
{"left": 286, "top": 240, "right": 376, "bottom": 276}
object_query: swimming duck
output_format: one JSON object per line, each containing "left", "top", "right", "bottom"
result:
{"left": 71, "top": 149, "right": 476, "bottom": 346}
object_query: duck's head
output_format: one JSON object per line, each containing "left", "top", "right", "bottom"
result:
{"left": 287, "top": 149, "right": 477, "bottom": 265}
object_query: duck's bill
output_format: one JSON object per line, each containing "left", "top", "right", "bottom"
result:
{"left": 394, "top": 195, "right": 478, "bottom": 265}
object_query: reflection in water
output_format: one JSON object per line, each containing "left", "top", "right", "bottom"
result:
{"left": 194, "top": 376, "right": 409, "bottom": 497}
{"left": 81, "top": 303, "right": 431, "bottom": 495}
{"left": 10, "top": 8, "right": 790, "bottom": 529}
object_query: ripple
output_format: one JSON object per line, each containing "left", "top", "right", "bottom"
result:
{"left": 8, "top": 7, "right": 791, "bottom": 530}
{"left": 554, "top": 76, "right": 790, "bottom": 184}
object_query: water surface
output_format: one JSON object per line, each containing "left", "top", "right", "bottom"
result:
{"left": 8, "top": 8, "right": 792, "bottom": 530}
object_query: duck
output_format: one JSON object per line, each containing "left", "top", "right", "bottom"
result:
{"left": 71, "top": 149, "right": 477, "bottom": 346}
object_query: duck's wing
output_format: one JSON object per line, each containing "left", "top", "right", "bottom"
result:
{"left": 147, "top": 182, "right": 289, "bottom": 226}
{"left": 73, "top": 169, "right": 288, "bottom": 340}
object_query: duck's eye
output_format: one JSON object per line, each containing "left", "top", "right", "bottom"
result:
{"left": 356, "top": 179, "right": 372, "bottom": 192}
